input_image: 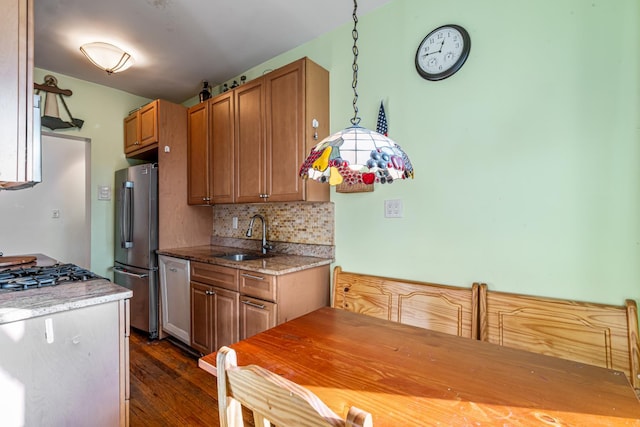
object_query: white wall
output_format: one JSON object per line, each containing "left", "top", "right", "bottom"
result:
{"left": 0, "top": 133, "right": 90, "bottom": 267}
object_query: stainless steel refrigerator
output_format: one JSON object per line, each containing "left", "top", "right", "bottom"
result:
{"left": 114, "top": 163, "right": 159, "bottom": 338}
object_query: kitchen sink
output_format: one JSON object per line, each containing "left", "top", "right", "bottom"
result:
{"left": 216, "top": 253, "right": 273, "bottom": 262}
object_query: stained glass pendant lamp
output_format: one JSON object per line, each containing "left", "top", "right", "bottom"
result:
{"left": 299, "top": 0, "right": 414, "bottom": 186}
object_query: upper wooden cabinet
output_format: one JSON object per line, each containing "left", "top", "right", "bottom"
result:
{"left": 187, "top": 91, "right": 235, "bottom": 205}
{"left": 234, "top": 78, "right": 266, "bottom": 203}
{"left": 264, "top": 58, "right": 329, "bottom": 202}
{"left": 186, "top": 101, "right": 210, "bottom": 204}
{"left": 125, "top": 99, "right": 184, "bottom": 160}
{"left": 0, "top": 0, "right": 35, "bottom": 186}
{"left": 187, "top": 57, "right": 329, "bottom": 205}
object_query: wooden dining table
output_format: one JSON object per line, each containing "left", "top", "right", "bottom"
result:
{"left": 199, "top": 307, "right": 640, "bottom": 426}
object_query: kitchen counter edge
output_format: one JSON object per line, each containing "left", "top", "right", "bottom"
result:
{"left": 157, "top": 245, "right": 333, "bottom": 275}
{"left": 0, "top": 280, "right": 132, "bottom": 325}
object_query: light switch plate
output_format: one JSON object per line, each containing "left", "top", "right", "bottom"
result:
{"left": 98, "top": 185, "right": 111, "bottom": 201}
{"left": 384, "top": 199, "right": 403, "bottom": 218}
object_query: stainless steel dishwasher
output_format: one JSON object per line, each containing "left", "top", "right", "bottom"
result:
{"left": 158, "top": 254, "right": 191, "bottom": 345}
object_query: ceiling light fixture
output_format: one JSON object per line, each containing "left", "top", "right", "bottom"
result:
{"left": 299, "top": 0, "right": 414, "bottom": 186}
{"left": 80, "top": 42, "right": 134, "bottom": 75}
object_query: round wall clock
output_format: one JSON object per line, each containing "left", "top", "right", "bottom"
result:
{"left": 415, "top": 24, "right": 471, "bottom": 81}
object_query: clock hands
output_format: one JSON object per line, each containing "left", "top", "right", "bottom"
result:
{"left": 422, "top": 39, "right": 445, "bottom": 58}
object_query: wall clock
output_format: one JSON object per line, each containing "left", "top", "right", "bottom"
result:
{"left": 415, "top": 24, "right": 470, "bottom": 81}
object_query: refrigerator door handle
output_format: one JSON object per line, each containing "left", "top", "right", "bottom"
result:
{"left": 120, "top": 181, "right": 134, "bottom": 249}
{"left": 113, "top": 265, "right": 149, "bottom": 279}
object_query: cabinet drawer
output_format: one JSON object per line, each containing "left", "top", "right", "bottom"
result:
{"left": 239, "top": 271, "right": 276, "bottom": 301}
{"left": 191, "top": 262, "right": 238, "bottom": 291}
{"left": 240, "top": 296, "right": 277, "bottom": 340}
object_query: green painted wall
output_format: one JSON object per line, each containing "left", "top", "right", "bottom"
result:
{"left": 226, "top": 0, "right": 640, "bottom": 309}
{"left": 34, "top": 68, "right": 151, "bottom": 278}
{"left": 36, "top": 0, "right": 640, "bottom": 314}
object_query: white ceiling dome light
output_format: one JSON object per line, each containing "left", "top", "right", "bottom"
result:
{"left": 80, "top": 42, "right": 134, "bottom": 75}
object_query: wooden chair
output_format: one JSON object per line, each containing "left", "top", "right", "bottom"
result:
{"left": 216, "top": 346, "right": 373, "bottom": 427}
{"left": 479, "top": 284, "right": 640, "bottom": 392}
{"left": 332, "top": 266, "right": 480, "bottom": 339}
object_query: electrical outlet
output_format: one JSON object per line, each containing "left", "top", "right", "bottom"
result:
{"left": 384, "top": 199, "right": 403, "bottom": 218}
{"left": 232, "top": 217, "right": 238, "bottom": 229}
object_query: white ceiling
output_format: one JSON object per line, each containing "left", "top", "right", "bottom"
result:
{"left": 34, "top": 0, "right": 392, "bottom": 104}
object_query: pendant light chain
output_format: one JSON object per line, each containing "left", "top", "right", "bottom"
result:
{"left": 350, "top": 0, "right": 361, "bottom": 126}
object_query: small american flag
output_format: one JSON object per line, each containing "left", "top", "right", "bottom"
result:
{"left": 376, "top": 101, "right": 388, "bottom": 136}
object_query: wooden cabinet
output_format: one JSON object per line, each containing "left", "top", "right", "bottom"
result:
{"left": 189, "top": 260, "right": 330, "bottom": 349}
{"left": 238, "top": 266, "right": 330, "bottom": 340}
{"left": 235, "top": 79, "right": 266, "bottom": 203}
{"left": 235, "top": 58, "right": 330, "bottom": 203}
{"left": 264, "top": 58, "right": 329, "bottom": 202}
{"left": 0, "top": 0, "right": 36, "bottom": 186}
{"left": 190, "top": 263, "right": 240, "bottom": 354}
{"left": 187, "top": 57, "right": 329, "bottom": 204}
{"left": 240, "top": 295, "right": 276, "bottom": 340}
{"left": 124, "top": 99, "right": 184, "bottom": 160}
{"left": 124, "top": 100, "right": 157, "bottom": 156}
{"left": 187, "top": 91, "right": 235, "bottom": 205}
{"left": 186, "top": 101, "right": 209, "bottom": 204}
{"left": 158, "top": 100, "right": 212, "bottom": 249}
{"left": 158, "top": 255, "right": 191, "bottom": 344}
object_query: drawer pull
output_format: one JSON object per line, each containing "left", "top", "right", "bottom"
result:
{"left": 206, "top": 290, "right": 216, "bottom": 296}
{"left": 242, "top": 300, "right": 265, "bottom": 309}
{"left": 169, "top": 267, "right": 178, "bottom": 272}
{"left": 241, "top": 273, "right": 265, "bottom": 281}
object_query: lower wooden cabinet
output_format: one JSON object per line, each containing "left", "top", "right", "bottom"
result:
{"left": 240, "top": 295, "right": 276, "bottom": 340}
{"left": 190, "top": 264, "right": 240, "bottom": 355}
{"left": 190, "top": 261, "right": 329, "bottom": 354}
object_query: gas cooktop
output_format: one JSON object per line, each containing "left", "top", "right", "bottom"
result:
{"left": 0, "top": 263, "right": 105, "bottom": 292}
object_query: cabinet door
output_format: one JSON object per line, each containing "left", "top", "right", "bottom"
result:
{"left": 240, "top": 296, "right": 276, "bottom": 340}
{"left": 138, "top": 100, "right": 158, "bottom": 147}
{"left": 210, "top": 92, "right": 235, "bottom": 203}
{"left": 158, "top": 255, "right": 190, "bottom": 344}
{"left": 264, "top": 59, "right": 304, "bottom": 201}
{"left": 190, "top": 281, "right": 213, "bottom": 354}
{"left": 213, "top": 287, "right": 240, "bottom": 349}
{"left": 187, "top": 102, "right": 211, "bottom": 205}
{"left": 124, "top": 111, "right": 139, "bottom": 153}
{"left": 0, "top": 0, "right": 34, "bottom": 184}
{"left": 234, "top": 79, "right": 266, "bottom": 203}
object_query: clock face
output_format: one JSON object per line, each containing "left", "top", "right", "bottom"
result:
{"left": 415, "top": 25, "right": 470, "bottom": 81}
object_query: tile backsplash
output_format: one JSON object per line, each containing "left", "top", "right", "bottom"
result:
{"left": 212, "top": 202, "right": 334, "bottom": 246}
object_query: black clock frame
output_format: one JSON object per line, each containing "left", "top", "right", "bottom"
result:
{"left": 415, "top": 24, "right": 471, "bottom": 81}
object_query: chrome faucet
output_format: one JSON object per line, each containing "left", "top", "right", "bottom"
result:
{"left": 246, "top": 214, "right": 273, "bottom": 255}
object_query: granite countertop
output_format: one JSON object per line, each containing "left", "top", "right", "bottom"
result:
{"left": 0, "top": 279, "right": 132, "bottom": 325}
{"left": 157, "top": 245, "right": 333, "bottom": 275}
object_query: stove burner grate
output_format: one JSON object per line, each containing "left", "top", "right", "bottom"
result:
{"left": 0, "top": 263, "right": 104, "bottom": 292}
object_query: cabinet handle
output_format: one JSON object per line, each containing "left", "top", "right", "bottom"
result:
{"left": 241, "top": 273, "right": 265, "bottom": 281}
{"left": 206, "top": 290, "right": 216, "bottom": 296}
{"left": 242, "top": 300, "right": 265, "bottom": 309}
{"left": 169, "top": 267, "right": 178, "bottom": 272}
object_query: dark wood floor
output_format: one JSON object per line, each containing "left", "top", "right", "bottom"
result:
{"left": 129, "top": 330, "right": 221, "bottom": 426}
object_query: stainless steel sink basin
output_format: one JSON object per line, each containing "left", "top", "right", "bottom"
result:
{"left": 216, "top": 253, "right": 273, "bottom": 262}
